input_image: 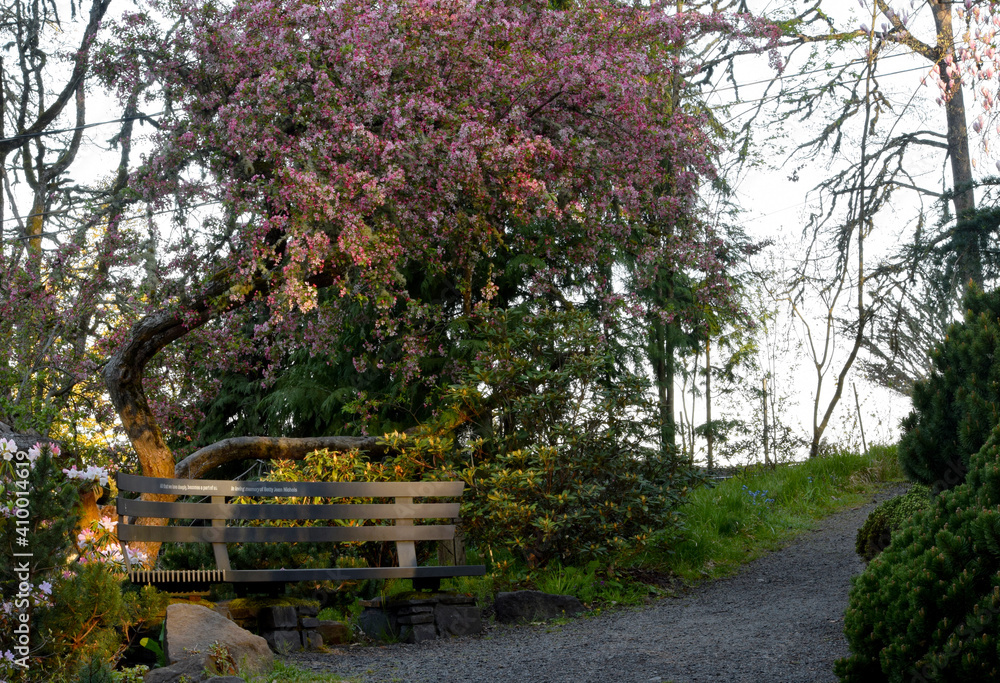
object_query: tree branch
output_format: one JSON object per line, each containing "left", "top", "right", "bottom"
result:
{"left": 174, "top": 436, "right": 392, "bottom": 480}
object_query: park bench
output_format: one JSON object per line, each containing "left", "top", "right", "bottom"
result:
{"left": 116, "top": 473, "right": 485, "bottom": 593}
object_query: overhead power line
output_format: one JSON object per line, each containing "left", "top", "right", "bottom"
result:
{"left": 2, "top": 198, "right": 222, "bottom": 231}
{"left": 719, "top": 63, "right": 935, "bottom": 126}
{"left": 0, "top": 111, "right": 164, "bottom": 146}
{"left": 706, "top": 50, "right": 917, "bottom": 95}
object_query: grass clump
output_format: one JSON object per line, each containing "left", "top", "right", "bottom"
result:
{"left": 245, "top": 659, "right": 349, "bottom": 682}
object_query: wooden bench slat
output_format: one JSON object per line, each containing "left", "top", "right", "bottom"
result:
{"left": 118, "top": 499, "right": 461, "bottom": 520}
{"left": 118, "top": 522, "right": 456, "bottom": 544}
{"left": 117, "top": 473, "right": 464, "bottom": 498}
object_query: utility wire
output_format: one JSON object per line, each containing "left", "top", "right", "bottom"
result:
{"left": 719, "top": 63, "right": 935, "bottom": 125}
{"left": 0, "top": 111, "right": 164, "bottom": 146}
{"left": 2, "top": 198, "right": 222, "bottom": 232}
{"left": 706, "top": 50, "right": 917, "bottom": 95}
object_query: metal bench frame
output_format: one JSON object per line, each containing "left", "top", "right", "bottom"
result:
{"left": 116, "top": 473, "right": 485, "bottom": 592}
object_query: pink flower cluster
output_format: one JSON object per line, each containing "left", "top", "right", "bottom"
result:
{"left": 89, "top": 0, "right": 779, "bottom": 416}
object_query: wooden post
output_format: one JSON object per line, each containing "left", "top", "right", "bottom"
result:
{"left": 395, "top": 496, "right": 417, "bottom": 567}
{"left": 438, "top": 522, "right": 466, "bottom": 566}
{"left": 211, "top": 496, "right": 231, "bottom": 571}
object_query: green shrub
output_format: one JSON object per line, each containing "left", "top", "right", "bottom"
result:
{"left": 72, "top": 659, "right": 114, "bottom": 683}
{"left": 36, "top": 564, "right": 167, "bottom": 681}
{"left": 836, "top": 424, "right": 1000, "bottom": 682}
{"left": 434, "top": 307, "right": 694, "bottom": 568}
{"left": 898, "top": 286, "right": 1000, "bottom": 490}
{"left": 854, "top": 485, "right": 930, "bottom": 563}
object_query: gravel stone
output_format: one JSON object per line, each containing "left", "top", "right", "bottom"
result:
{"left": 285, "top": 485, "right": 906, "bottom": 682}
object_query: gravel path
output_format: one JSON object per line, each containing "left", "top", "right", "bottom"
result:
{"left": 287, "top": 485, "right": 906, "bottom": 683}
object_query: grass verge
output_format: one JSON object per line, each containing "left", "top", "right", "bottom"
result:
{"left": 432, "top": 445, "right": 906, "bottom": 611}
{"left": 636, "top": 443, "right": 904, "bottom": 583}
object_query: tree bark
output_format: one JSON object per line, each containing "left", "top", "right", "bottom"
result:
{"left": 932, "top": 0, "right": 979, "bottom": 286}
{"left": 705, "top": 338, "right": 713, "bottom": 469}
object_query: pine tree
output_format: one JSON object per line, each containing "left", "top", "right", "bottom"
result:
{"left": 898, "top": 286, "right": 1000, "bottom": 489}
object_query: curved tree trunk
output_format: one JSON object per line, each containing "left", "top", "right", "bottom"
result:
{"left": 175, "top": 435, "right": 391, "bottom": 480}
{"left": 100, "top": 248, "right": 410, "bottom": 564}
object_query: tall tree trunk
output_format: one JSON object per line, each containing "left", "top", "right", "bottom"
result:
{"left": 932, "top": 0, "right": 979, "bottom": 286}
{"left": 762, "top": 376, "right": 769, "bottom": 465}
{"left": 651, "top": 280, "right": 677, "bottom": 453}
{"left": 807, "top": 6, "right": 876, "bottom": 459}
{"left": 705, "top": 338, "right": 713, "bottom": 469}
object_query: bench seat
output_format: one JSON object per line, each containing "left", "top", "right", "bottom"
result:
{"left": 116, "top": 472, "right": 485, "bottom": 593}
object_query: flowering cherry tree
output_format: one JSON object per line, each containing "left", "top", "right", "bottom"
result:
{"left": 95, "top": 0, "right": 778, "bottom": 497}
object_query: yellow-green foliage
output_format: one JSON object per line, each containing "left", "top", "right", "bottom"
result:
{"left": 854, "top": 485, "right": 930, "bottom": 563}
{"left": 837, "top": 425, "right": 1000, "bottom": 682}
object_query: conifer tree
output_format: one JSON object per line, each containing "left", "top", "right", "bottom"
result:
{"left": 898, "top": 286, "right": 1000, "bottom": 489}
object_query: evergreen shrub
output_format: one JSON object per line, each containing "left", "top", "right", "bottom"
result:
{"left": 0, "top": 445, "right": 166, "bottom": 682}
{"left": 430, "top": 308, "right": 695, "bottom": 568}
{"left": 898, "top": 286, "right": 1000, "bottom": 489}
{"left": 836, "top": 425, "right": 1000, "bottom": 682}
{"left": 854, "top": 485, "right": 930, "bottom": 563}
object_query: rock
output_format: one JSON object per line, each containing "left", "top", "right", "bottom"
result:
{"left": 258, "top": 605, "right": 298, "bottom": 630}
{"left": 317, "top": 620, "right": 352, "bottom": 645}
{"left": 494, "top": 590, "right": 585, "bottom": 624}
{"left": 142, "top": 657, "right": 249, "bottom": 683}
{"left": 143, "top": 657, "right": 207, "bottom": 683}
{"left": 211, "top": 601, "right": 234, "bottom": 620}
{"left": 163, "top": 603, "right": 272, "bottom": 676}
{"left": 296, "top": 604, "right": 319, "bottom": 617}
{"left": 358, "top": 607, "right": 394, "bottom": 640}
{"left": 357, "top": 592, "right": 482, "bottom": 642}
{"left": 300, "top": 616, "right": 320, "bottom": 629}
{"left": 397, "top": 611, "right": 435, "bottom": 625}
{"left": 435, "top": 603, "right": 482, "bottom": 637}
{"left": 401, "top": 622, "right": 438, "bottom": 644}
{"left": 301, "top": 630, "right": 324, "bottom": 649}
{"left": 262, "top": 629, "right": 301, "bottom": 653}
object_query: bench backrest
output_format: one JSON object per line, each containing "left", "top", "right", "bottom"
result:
{"left": 116, "top": 473, "right": 464, "bottom": 572}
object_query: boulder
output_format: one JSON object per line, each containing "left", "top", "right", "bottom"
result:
{"left": 143, "top": 656, "right": 209, "bottom": 683}
{"left": 143, "top": 658, "right": 248, "bottom": 683}
{"left": 163, "top": 603, "right": 272, "bottom": 676}
{"left": 494, "top": 590, "right": 585, "bottom": 624}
